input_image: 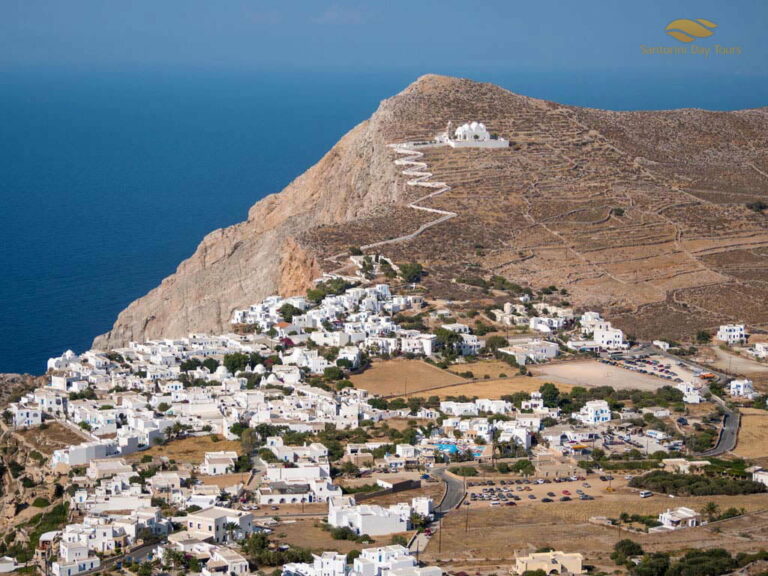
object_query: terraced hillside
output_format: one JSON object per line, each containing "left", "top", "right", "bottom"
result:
{"left": 96, "top": 75, "right": 768, "bottom": 347}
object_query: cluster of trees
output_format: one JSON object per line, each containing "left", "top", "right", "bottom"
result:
{"left": 68, "top": 388, "right": 97, "bottom": 401}
{"left": 746, "top": 200, "right": 768, "bottom": 213}
{"left": 162, "top": 548, "right": 202, "bottom": 572}
{"left": 614, "top": 540, "right": 768, "bottom": 576}
{"left": 628, "top": 471, "right": 767, "bottom": 497}
{"left": 223, "top": 351, "right": 281, "bottom": 374}
{"left": 0, "top": 503, "right": 70, "bottom": 562}
{"left": 241, "top": 532, "right": 313, "bottom": 566}
{"left": 448, "top": 466, "right": 478, "bottom": 477}
{"left": 631, "top": 547, "right": 768, "bottom": 576}
{"left": 307, "top": 278, "right": 357, "bottom": 304}
{"left": 398, "top": 262, "right": 424, "bottom": 283}
{"left": 497, "top": 459, "right": 535, "bottom": 475}
{"left": 328, "top": 525, "right": 371, "bottom": 543}
{"left": 455, "top": 274, "right": 531, "bottom": 296}
{"left": 179, "top": 357, "right": 220, "bottom": 373}
{"left": 615, "top": 512, "right": 662, "bottom": 529}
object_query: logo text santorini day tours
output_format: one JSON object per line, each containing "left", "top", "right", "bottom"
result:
{"left": 641, "top": 19, "right": 742, "bottom": 56}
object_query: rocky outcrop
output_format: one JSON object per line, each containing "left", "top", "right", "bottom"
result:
{"left": 95, "top": 75, "right": 768, "bottom": 348}
{"left": 0, "top": 374, "right": 45, "bottom": 408}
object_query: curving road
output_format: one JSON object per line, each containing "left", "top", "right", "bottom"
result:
{"left": 432, "top": 467, "right": 466, "bottom": 514}
{"left": 700, "top": 410, "right": 741, "bottom": 457}
{"left": 632, "top": 343, "right": 741, "bottom": 457}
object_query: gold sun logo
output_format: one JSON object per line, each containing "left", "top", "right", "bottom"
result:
{"left": 665, "top": 19, "right": 717, "bottom": 43}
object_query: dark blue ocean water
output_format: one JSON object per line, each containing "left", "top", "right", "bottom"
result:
{"left": 2, "top": 67, "right": 767, "bottom": 374}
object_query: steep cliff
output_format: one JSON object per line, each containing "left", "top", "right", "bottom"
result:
{"left": 93, "top": 104, "right": 403, "bottom": 348}
{"left": 95, "top": 75, "right": 768, "bottom": 348}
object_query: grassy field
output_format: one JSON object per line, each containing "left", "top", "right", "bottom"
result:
{"left": 16, "top": 421, "right": 89, "bottom": 455}
{"left": 733, "top": 408, "right": 768, "bottom": 459}
{"left": 125, "top": 435, "right": 242, "bottom": 464}
{"left": 530, "top": 359, "right": 671, "bottom": 391}
{"left": 351, "top": 359, "right": 466, "bottom": 396}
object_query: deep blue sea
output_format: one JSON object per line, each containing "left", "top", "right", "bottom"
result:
{"left": 2, "top": 67, "right": 767, "bottom": 374}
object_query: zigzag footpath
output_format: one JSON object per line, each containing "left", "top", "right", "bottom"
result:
{"left": 325, "top": 142, "right": 457, "bottom": 273}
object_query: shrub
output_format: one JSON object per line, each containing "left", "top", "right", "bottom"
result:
{"left": 629, "top": 471, "right": 766, "bottom": 496}
{"left": 448, "top": 466, "right": 478, "bottom": 477}
{"left": 612, "top": 539, "right": 644, "bottom": 565}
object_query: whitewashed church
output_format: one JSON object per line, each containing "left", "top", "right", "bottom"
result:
{"left": 437, "top": 121, "right": 509, "bottom": 148}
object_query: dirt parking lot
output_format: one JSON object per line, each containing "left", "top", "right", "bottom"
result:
{"left": 531, "top": 359, "right": 672, "bottom": 391}
{"left": 704, "top": 347, "right": 768, "bottom": 377}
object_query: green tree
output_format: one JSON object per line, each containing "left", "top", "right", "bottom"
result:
{"left": 324, "top": 366, "right": 345, "bottom": 380}
{"left": 399, "top": 262, "right": 424, "bottom": 283}
{"left": 632, "top": 553, "right": 670, "bottom": 576}
{"left": 696, "top": 330, "right": 712, "bottom": 344}
{"left": 484, "top": 335, "right": 509, "bottom": 354}
{"left": 612, "top": 539, "right": 644, "bottom": 565}
{"left": 278, "top": 303, "right": 302, "bottom": 322}
{"left": 223, "top": 352, "right": 250, "bottom": 374}
{"left": 701, "top": 501, "right": 720, "bottom": 522}
{"left": 202, "top": 357, "right": 219, "bottom": 372}
{"left": 539, "top": 383, "right": 560, "bottom": 408}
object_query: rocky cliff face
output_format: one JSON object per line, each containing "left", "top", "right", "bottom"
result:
{"left": 93, "top": 94, "right": 406, "bottom": 349}
{"left": 95, "top": 75, "right": 768, "bottom": 348}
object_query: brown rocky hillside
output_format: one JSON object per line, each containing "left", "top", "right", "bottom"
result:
{"left": 94, "top": 74, "right": 768, "bottom": 348}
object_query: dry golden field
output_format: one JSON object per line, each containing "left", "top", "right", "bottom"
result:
{"left": 125, "top": 435, "right": 242, "bottom": 464}
{"left": 733, "top": 408, "right": 768, "bottom": 459}
{"left": 351, "top": 359, "right": 466, "bottom": 396}
{"left": 447, "top": 360, "right": 519, "bottom": 379}
{"left": 274, "top": 518, "right": 410, "bottom": 552}
{"left": 351, "top": 358, "right": 568, "bottom": 399}
{"left": 16, "top": 421, "right": 89, "bottom": 455}
{"left": 423, "top": 494, "right": 768, "bottom": 569}
{"left": 399, "top": 376, "right": 567, "bottom": 400}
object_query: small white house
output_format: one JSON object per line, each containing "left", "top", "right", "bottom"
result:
{"left": 572, "top": 400, "right": 611, "bottom": 425}
{"left": 9, "top": 403, "right": 42, "bottom": 428}
{"left": 729, "top": 379, "right": 755, "bottom": 399}
{"left": 656, "top": 507, "right": 702, "bottom": 531}
{"left": 716, "top": 324, "right": 746, "bottom": 345}
{"left": 200, "top": 451, "right": 239, "bottom": 476}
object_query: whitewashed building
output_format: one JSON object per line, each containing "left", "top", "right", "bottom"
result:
{"left": 716, "top": 324, "right": 747, "bottom": 345}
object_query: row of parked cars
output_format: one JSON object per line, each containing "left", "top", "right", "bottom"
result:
{"left": 600, "top": 356, "right": 684, "bottom": 383}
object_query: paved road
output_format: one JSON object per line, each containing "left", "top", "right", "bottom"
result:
{"left": 700, "top": 410, "right": 741, "bottom": 456}
{"left": 627, "top": 343, "right": 740, "bottom": 457}
{"left": 124, "top": 543, "right": 157, "bottom": 563}
{"left": 432, "top": 468, "right": 466, "bottom": 514}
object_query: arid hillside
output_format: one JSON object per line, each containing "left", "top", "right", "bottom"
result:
{"left": 95, "top": 74, "right": 768, "bottom": 348}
